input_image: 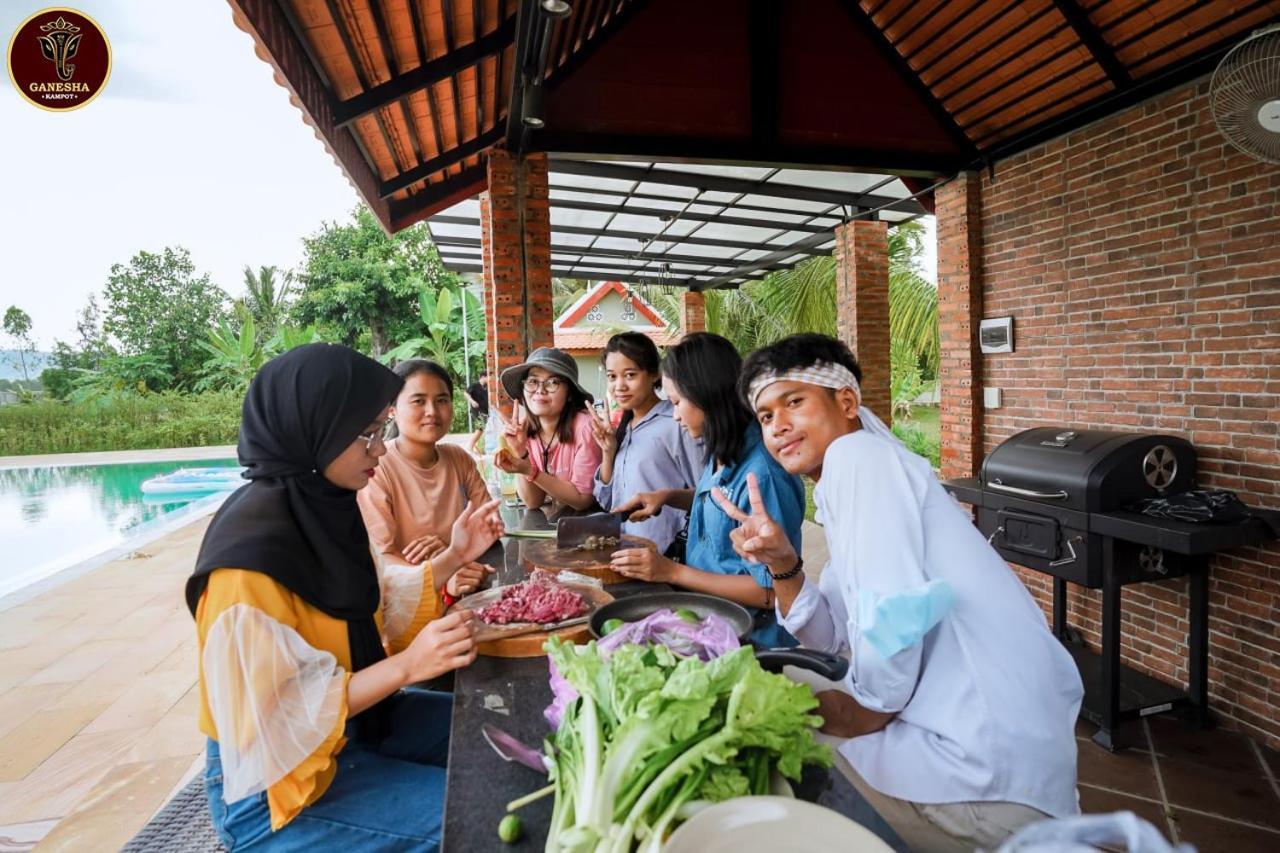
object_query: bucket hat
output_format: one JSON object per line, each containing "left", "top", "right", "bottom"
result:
{"left": 499, "top": 347, "right": 594, "bottom": 403}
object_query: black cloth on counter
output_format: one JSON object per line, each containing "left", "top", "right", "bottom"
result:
{"left": 1129, "top": 489, "right": 1252, "bottom": 524}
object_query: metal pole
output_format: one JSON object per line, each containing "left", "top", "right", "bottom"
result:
{"left": 461, "top": 279, "right": 473, "bottom": 434}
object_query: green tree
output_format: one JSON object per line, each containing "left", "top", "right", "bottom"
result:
{"left": 3, "top": 306, "right": 35, "bottom": 381}
{"left": 292, "top": 207, "right": 457, "bottom": 357}
{"left": 703, "top": 220, "right": 939, "bottom": 407}
{"left": 238, "top": 265, "right": 293, "bottom": 342}
{"left": 101, "top": 247, "right": 228, "bottom": 389}
{"left": 382, "top": 286, "right": 486, "bottom": 381}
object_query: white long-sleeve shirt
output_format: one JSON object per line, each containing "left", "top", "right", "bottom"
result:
{"left": 780, "top": 430, "right": 1083, "bottom": 817}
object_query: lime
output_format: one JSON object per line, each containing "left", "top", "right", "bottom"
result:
{"left": 499, "top": 814, "right": 522, "bottom": 844}
{"left": 602, "top": 618, "right": 625, "bottom": 635}
{"left": 675, "top": 607, "right": 701, "bottom": 624}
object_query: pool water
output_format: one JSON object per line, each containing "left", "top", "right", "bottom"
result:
{"left": 0, "top": 459, "right": 242, "bottom": 599}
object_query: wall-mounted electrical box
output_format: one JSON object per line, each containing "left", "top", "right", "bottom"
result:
{"left": 979, "top": 317, "right": 1014, "bottom": 353}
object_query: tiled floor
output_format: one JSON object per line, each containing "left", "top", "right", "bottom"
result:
{"left": 1075, "top": 716, "right": 1280, "bottom": 852}
{"left": 2, "top": 507, "right": 1280, "bottom": 851}
{"left": 0, "top": 519, "right": 209, "bottom": 852}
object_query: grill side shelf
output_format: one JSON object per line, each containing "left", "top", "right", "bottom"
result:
{"left": 941, "top": 477, "right": 983, "bottom": 507}
{"left": 1089, "top": 509, "right": 1277, "bottom": 555}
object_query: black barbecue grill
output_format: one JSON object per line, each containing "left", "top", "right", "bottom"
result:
{"left": 944, "top": 428, "right": 1277, "bottom": 750}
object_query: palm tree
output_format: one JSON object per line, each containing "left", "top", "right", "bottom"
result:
{"left": 704, "top": 219, "right": 939, "bottom": 383}
{"left": 238, "top": 265, "right": 294, "bottom": 341}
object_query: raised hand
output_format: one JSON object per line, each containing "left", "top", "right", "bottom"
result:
{"left": 613, "top": 490, "right": 666, "bottom": 522}
{"left": 503, "top": 403, "right": 530, "bottom": 458}
{"left": 446, "top": 561, "right": 494, "bottom": 597}
{"left": 446, "top": 497, "right": 506, "bottom": 564}
{"left": 403, "top": 534, "right": 447, "bottom": 566}
{"left": 710, "top": 472, "right": 798, "bottom": 573}
{"left": 589, "top": 405, "right": 617, "bottom": 456}
{"left": 401, "top": 611, "right": 477, "bottom": 682}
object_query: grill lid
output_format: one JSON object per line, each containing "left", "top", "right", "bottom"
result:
{"left": 981, "top": 428, "right": 1196, "bottom": 512}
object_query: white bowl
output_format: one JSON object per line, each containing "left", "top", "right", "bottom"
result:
{"left": 662, "top": 796, "right": 895, "bottom": 853}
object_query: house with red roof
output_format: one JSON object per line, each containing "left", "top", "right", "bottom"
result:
{"left": 553, "top": 281, "right": 679, "bottom": 404}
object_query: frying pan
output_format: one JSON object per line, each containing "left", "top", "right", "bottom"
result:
{"left": 589, "top": 591, "right": 848, "bottom": 681}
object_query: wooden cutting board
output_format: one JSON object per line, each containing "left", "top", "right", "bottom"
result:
{"left": 520, "top": 534, "right": 657, "bottom": 586}
{"left": 449, "top": 583, "right": 614, "bottom": 658}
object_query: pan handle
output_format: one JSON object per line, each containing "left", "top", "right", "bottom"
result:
{"left": 754, "top": 648, "right": 849, "bottom": 681}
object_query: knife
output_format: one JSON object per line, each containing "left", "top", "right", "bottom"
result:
{"left": 481, "top": 723, "right": 551, "bottom": 775}
{"left": 556, "top": 511, "right": 624, "bottom": 550}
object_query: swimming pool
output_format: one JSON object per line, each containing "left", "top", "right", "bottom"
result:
{"left": 0, "top": 458, "right": 242, "bottom": 599}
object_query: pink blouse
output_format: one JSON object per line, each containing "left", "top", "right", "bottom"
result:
{"left": 528, "top": 410, "right": 602, "bottom": 498}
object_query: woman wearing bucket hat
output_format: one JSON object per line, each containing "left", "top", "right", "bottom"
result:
{"left": 494, "top": 347, "right": 602, "bottom": 512}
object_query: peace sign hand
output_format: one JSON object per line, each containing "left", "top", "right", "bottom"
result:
{"left": 589, "top": 406, "right": 617, "bottom": 456}
{"left": 502, "top": 404, "right": 530, "bottom": 458}
{"left": 710, "top": 472, "right": 799, "bottom": 575}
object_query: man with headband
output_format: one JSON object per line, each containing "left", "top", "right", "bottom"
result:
{"left": 714, "top": 333, "right": 1082, "bottom": 852}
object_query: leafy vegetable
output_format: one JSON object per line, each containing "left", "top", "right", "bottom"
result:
{"left": 674, "top": 608, "right": 701, "bottom": 624}
{"left": 541, "top": 636, "right": 831, "bottom": 852}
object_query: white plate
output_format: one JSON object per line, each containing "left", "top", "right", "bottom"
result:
{"left": 663, "top": 796, "right": 895, "bottom": 853}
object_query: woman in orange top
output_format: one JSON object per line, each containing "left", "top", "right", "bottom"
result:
{"left": 358, "top": 360, "right": 493, "bottom": 616}
{"left": 187, "top": 344, "right": 504, "bottom": 850}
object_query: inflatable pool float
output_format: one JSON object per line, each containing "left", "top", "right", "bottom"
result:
{"left": 141, "top": 467, "right": 244, "bottom": 496}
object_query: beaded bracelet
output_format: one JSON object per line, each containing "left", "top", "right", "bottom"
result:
{"left": 768, "top": 557, "right": 804, "bottom": 581}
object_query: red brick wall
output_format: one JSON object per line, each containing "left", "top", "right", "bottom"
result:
{"left": 481, "top": 151, "right": 554, "bottom": 414}
{"left": 974, "top": 77, "right": 1280, "bottom": 746}
{"left": 834, "top": 219, "right": 892, "bottom": 424}
{"left": 937, "top": 171, "right": 984, "bottom": 480}
{"left": 679, "top": 290, "right": 705, "bottom": 335}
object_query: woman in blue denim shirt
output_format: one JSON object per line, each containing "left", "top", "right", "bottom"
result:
{"left": 611, "top": 333, "right": 805, "bottom": 647}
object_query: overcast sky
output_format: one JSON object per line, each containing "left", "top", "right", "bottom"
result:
{"left": 0, "top": 0, "right": 360, "bottom": 349}
{"left": 1, "top": 1, "right": 935, "bottom": 350}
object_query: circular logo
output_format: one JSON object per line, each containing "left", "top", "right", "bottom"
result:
{"left": 7, "top": 8, "right": 111, "bottom": 111}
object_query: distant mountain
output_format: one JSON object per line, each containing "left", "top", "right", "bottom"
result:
{"left": 0, "top": 349, "right": 51, "bottom": 381}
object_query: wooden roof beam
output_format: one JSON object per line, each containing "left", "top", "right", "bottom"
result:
{"left": 1051, "top": 0, "right": 1131, "bottom": 90}
{"left": 388, "top": 164, "right": 490, "bottom": 231}
{"left": 380, "top": 126, "right": 505, "bottom": 197}
{"left": 333, "top": 16, "right": 516, "bottom": 129}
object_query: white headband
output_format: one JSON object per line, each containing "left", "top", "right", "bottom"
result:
{"left": 747, "top": 362, "right": 862, "bottom": 410}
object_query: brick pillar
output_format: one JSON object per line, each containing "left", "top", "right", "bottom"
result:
{"left": 833, "top": 219, "right": 891, "bottom": 424}
{"left": 480, "top": 150, "right": 554, "bottom": 412}
{"left": 936, "top": 171, "right": 984, "bottom": 479}
{"left": 679, "top": 290, "right": 705, "bottom": 335}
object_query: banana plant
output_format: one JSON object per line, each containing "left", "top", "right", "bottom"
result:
{"left": 381, "top": 286, "right": 485, "bottom": 381}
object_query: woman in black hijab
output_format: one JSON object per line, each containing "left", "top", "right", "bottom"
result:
{"left": 188, "top": 343, "right": 504, "bottom": 851}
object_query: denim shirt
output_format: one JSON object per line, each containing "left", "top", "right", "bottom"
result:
{"left": 593, "top": 398, "right": 704, "bottom": 553}
{"left": 686, "top": 423, "right": 805, "bottom": 647}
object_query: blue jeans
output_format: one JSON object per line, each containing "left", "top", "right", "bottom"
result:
{"left": 205, "top": 689, "right": 452, "bottom": 851}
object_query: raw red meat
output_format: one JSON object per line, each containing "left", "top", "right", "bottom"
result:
{"left": 477, "top": 570, "right": 588, "bottom": 625}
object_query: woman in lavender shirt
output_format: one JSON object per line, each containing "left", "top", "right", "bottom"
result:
{"left": 591, "top": 332, "right": 704, "bottom": 554}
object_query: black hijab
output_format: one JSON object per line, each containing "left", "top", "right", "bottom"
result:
{"left": 188, "top": 343, "right": 404, "bottom": 740}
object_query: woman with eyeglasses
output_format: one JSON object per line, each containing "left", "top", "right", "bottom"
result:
{"left": 188, "top": 344, "right": 505, "bottom": 850}
{"left": 358, "top": 360, "right": 493, "bottom": 633}
{"left": 492, "top": 347, "right": 602, "bottom": 513}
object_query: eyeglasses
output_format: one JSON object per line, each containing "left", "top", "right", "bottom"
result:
{"left": 523, "top": 377, "right": 564, "bottom": 394}
{"left": 357, "top": 418, "right": 395, "bottom": 452}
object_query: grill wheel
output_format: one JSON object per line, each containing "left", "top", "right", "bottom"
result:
{"left": 1142, "top": 445, "right": 1178, "bottom": 491}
